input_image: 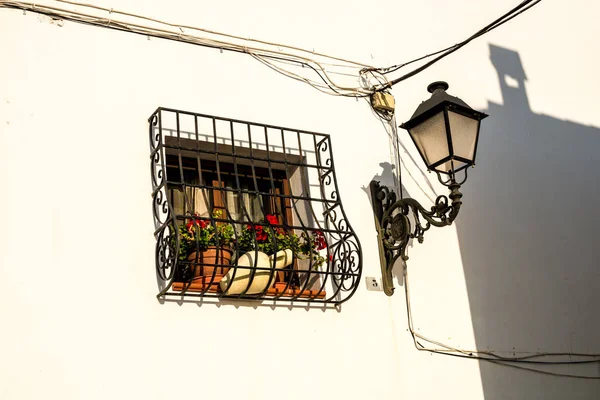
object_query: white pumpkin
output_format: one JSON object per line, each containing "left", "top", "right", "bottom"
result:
{"left": 220, "top": 249, "right": 294, "bottom": 295}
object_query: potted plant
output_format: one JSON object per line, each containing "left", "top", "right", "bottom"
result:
{"left": 237, "top": 214, "right": 328, "bottom": 268}
{"left": 176, "top": 210, "right": 235, "bottom": 279}
{"left": 219, "top": 214, "right": 329, "bottom": 295}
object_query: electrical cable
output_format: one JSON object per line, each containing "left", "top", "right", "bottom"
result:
{"left": 366, "top": 0, "right": 544, "bottom": 196}
{"left": 395, "top": 119, "right": 403, "bottom": 200}
{"left": 370, "top": 45, "right": 453, "bottom": 76}
{"left": 250, "top": 53, "right": 369, "bottom": 98}
{"left": 402, "top": 267, "right": 600, "bottom": 379}
{"left": 485, "top": 359, "right": 600, "bottom": 380}
{"left": 53, "top": 0, "right": 372, "bottom": 69}
{"left": 0, "top": 0, "right": 544, "bottom": 96}
{"left": 249, "top": 54, "right": 372, "bottom": 97}
{"left": 376, "top": 0, "right": 543, "bottom": 89}
{"left": 6, "top": 0, "right": 594, "bottom": 380}
{"left": 0, "top": 1, "right": 373, "bottom": 97}
{"left": 364, "top": 98, "right": 404, "bottom": 198}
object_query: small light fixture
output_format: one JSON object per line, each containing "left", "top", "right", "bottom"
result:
{"left": 370, "top": 81, "right": 488, "bottom": 296}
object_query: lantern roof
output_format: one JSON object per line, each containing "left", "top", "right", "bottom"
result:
{"left": 400, "top": 82, "right": 487, "bottom": 130}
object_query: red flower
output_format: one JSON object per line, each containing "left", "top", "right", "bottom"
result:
{"left": 328, "top": 254, "right": 333, "bottom": 262}
{"left": 266, "top": 214, "right": 279, "bottom": 225}
{"left": 247, "top": 224, "right": 268, "bottom": 242}
{"left": 313, "top": 230, "right": 327, "bottom": 250}
{"left": 186, "top": 218, "right": 208, "bottom": 232}
{"left": 255, "top": 226, "right": 268, "bottom": 242}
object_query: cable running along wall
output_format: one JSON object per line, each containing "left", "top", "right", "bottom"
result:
{"left": 150, "top": 107, "right": 362, "bottom": 304}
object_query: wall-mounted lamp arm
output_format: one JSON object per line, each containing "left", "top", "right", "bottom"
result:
{"left": 371, "top": 81, "right": 483, "bottom": 295}
{"left": 370, "top": 177, "right": 463, "bottom": 296}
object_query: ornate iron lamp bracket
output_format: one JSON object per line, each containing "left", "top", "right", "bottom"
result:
{"left": 369, "top": 172, "right": 465, "bottom": 296}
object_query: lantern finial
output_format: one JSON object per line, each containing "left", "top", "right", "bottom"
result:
{"left": 427, "top": 81, "right": 449, "bottom": 94}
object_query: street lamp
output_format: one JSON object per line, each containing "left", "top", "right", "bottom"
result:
{"left": 370, "top": 81, "right": 488, "bottom": 296}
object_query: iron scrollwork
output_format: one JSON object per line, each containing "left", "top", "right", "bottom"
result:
{"left": 316, "top": 137, "right": 363, "bottom": 302}
{"left": 369, "top": 172, "right": 465, "bottom": 296}
{"left": 148, "top": 107, "right": 362, "bottom": 305}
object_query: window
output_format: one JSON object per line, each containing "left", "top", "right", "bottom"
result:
{"left": 150, "top": 107, "right": 362, "bottom": 305}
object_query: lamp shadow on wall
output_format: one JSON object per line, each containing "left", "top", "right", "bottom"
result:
{"left": 455, "top": 44, "right": 600, "bottom": 397}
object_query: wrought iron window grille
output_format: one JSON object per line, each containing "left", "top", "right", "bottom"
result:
{"left": 149, "top": 107, "right": 362, "bottom": 305}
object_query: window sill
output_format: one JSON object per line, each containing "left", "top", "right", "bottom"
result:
{"left": 172, "top": 276, "right": 326, "bottom": 299}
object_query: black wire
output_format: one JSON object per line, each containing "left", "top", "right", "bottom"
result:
{"left": 386, "top": 0, "right": 541, "bottom": 85}
{"left": 415, "top": 346, "right": 600, "bottom": 366}
{"left": 364, "top": 1, "right": 538, "bottom": 76}
{"left": 403, "top": 268, "right": 600, "bottom": 379}
{"left": 380, "top": 0, "right": 543, "bottom": 88}
{"left": 486, "top": 359, "right": 600, "bottom": 380}
{"left": 6, "top": 1, "right": 540, "bottom": 95}
{"left": 9, "top": 0, "right": 600, "bottom": 379}
{"left": 422, "top": 349, "right": 600, "bottom": 379}
{"left": 366, "top": 46, "right": 452, "bottom": 76}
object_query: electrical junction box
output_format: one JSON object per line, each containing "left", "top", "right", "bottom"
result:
{"left": 372, "top": 92, "right": 395, "bottom": 113}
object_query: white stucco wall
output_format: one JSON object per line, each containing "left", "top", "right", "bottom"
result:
{"left": 1, "top": 1, "right": 599, "bottom": 399}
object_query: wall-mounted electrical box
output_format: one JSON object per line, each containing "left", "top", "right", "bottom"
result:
{"left": 371, "top": 92, "right": 395, "bottom": 112}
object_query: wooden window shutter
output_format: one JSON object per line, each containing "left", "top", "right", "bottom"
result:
{"left": 268, "top": 186, "right": 281, "bottom": 222}
{"left": 282, "top": 179, "right": 294, "bottom": 226}
{"left": 212, "top": 180, "right": 225, "bottom": 216}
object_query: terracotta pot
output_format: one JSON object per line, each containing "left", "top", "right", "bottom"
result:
{"left": 187, "top": 246, "right": 232, "bottom": 277}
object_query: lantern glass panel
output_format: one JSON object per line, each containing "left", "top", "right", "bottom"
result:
{"left": 448, "top": 111, "right": 479, "bottom": 162}
{"left": 408, "top": 111, "right": 449, "bottom": 169}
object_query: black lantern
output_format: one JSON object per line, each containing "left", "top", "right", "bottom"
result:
{"left": 370, "top": 81, "right": 487, "bottom": 296}
{"left": 401, "top": 81, "right": 487, "bottom": 177}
